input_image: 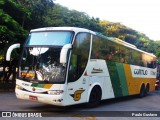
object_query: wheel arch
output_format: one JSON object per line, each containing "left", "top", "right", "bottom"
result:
{"left": 139, "top": 83, "right": 145, "bottom": 92}
{"left": 87, "top": 83, "right": 102, "bottom": 102}
{"left": 138, "top": 83, "right": 146, "bottom": 98}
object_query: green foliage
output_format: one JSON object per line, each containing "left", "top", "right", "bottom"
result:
{"left": 14, "top": 0, "right": 54, "bottom": 29}
{"left": 0, "top": 0, "right": 160, "bottom": 62}
{"left": 0, "top": 0, "right": 28, "bottom": 60}
{"left": 44, "top": 4, "right": 104, "bottom": 33}
{"left": 150, "top": 41, "right": 160, "bottom": 62}
{"left": 98, "top": 20, "right": 160, "bottom": 62}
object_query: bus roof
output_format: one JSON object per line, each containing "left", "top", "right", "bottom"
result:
{"left": 30, "top": 27, "right": 156, "bottom": 58}
{"left": 111, "top": 37, "right": 156, "bottom": 58}
{"left": 30, "top": 27, "right": 96, "bottom": 34}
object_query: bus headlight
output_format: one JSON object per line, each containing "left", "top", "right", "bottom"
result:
{"left": 16, "top": 84, "right": 23, "bottom": 90}
{"left": 48, "top": 90, "right": 64, "bottom": 95}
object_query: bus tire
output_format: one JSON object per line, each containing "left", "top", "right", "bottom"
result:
{"left": 139, "top": 84, "right": 145, "bottom": 98}
{"left": 87, "top": 86, "right": 101, "bottom": 108}
{"left": 145, "top": 84, "right": 150, "bottom": 95}
{"left": 155, "top": 86, "right": 159, "bottom": 90}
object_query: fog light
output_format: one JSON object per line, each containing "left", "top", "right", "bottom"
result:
{"left": 58, "top": 99, "right": 63, "bottom": 102}
{"left": 53, "top": 99, "right": 63, "bottom": 102}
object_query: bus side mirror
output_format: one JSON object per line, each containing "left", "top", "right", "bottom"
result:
{"left": 60, "top": 44, "right": 72, "bottom": 64}
{"left": 6, "top": 43, "right": 20, "bottom": 61}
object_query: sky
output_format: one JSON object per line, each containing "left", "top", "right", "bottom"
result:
{"left": 54, "top": 0, "right": 160, "bottom": 40}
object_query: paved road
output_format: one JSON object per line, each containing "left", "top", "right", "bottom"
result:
{"left": 0, "top": 90, "right": 160, "bottom": 120}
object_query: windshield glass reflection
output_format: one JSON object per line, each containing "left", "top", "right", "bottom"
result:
{"left": 19, "top": 47, "right": 66, "bottom": 84}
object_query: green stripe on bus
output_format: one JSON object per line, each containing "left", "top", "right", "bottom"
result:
{"left": 37, "top": 84, "right": 45, "bottom": 88}
{"left": 31, "top": 83, "right": 38, "bottom": 87}
{"left": 106, "top": 61, "right": 123, "bottom": 97}
{"left": 31, "top": 83, "right": 45, "bottom": 88}
{"left": 116, "top": 63, "right": 129, "bottom": 96}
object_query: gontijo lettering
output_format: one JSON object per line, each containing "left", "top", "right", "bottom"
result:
{"left": 134, "top": 69, "right": 148, "bottom": 75}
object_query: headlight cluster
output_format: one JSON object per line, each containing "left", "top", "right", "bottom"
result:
{"left": 16, "top": 84, "right": 23, "bottom": 90}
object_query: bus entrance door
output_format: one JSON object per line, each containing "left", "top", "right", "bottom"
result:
{"left": 66, "top": 76, "right": 89, "bottom": 106}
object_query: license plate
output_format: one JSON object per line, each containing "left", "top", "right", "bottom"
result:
{"left": 29, "top": 95, "right": 38, "bottom": 101}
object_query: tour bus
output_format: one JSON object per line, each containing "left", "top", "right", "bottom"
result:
{"left": 6, "top": 27, "right": 157, "bottom": 107}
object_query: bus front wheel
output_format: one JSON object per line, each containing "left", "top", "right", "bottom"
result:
{"left": 87, "top": 87, "right": 101, "bottom": 108}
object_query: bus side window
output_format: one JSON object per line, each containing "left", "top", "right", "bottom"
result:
{"left": 68, "top": 33, "right": 91, "bottom": 82}
{"left": 68, "top": 54, "right": 78, "bottom": 82}
{"left": 91, "top": 35, "right": 100, "bottom": 59}
{"left": 151, "top": 60, "right": 157, "bottom": 68}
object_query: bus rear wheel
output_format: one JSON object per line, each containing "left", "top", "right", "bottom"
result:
{"left": 139, "top": 84, "right": 145, "bottom": 98}
{"left": 145, "top": 84, "right": 150, "bottom": 95}
{"left": 87, "top": 87, "right": 101, "bottom": 108}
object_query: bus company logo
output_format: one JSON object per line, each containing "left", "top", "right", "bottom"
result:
{"left": 70, "top": 90, "right": 85, "bottom": 101}
{"left": 134, "top": 69, "right": 148, "bottom": 75}
{"left": 91, "top": 68, "right": 103, "bottom": 74}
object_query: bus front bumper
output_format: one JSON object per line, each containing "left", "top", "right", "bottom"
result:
{"left": 15, "top": 88, "right": 66, "bottom": 106}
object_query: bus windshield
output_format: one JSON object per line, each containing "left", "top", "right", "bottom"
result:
{"left": 26, "top": 31, "right": 73, "bottom": 46}
{"left": 18, "top": 31, "right": 74, "bottom": 84}
{"left": 19, "top": 47, "right": 67, "bottom": 84}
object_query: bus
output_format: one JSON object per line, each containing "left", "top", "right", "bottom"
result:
{"left": 6, "top": 27, "right": 157, "bottom": 107}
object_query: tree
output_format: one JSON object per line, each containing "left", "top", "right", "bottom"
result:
{"left": 0, "top": 0, "right": 29, "bottom": 60}
{"left": 149, "top": 40, "right": 160, "bottom": 62}
{"left": 0, "top": 0, "right": 55, "bottom": 60}
{"left": 0, "top": 1, "right": 159, "bottom": 62}
{"left": 44, "top": 4, "right": 104, "bottom": 33}
{"left": 14, "top": 0, "right": 55, "bottom": 29}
